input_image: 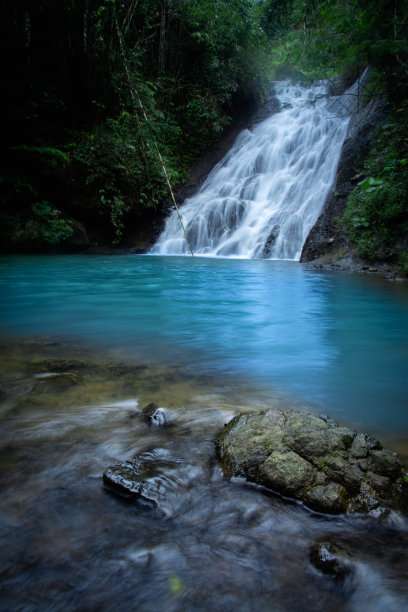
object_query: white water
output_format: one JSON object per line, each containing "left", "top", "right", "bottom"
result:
{"left": 152, "top": 80, "right": 353, "bottom": 259}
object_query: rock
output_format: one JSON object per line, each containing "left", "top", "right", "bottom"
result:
{"left": 351, "top": 434, "right": 369, "bottom": 458}
{"left": 215, "top": 408, "right": 408, "bottom": 515}
{"left": 63, "top": 218, "right": 89, "bottom": 251}
{"left": 310, "top": 542, "right": 351, "bottom": 579}
{"left": 283, "top": 412, "right": 346, "bottom": 459}
{"left": 142, "top": 402, "right": 159, "bottom": 418}
{"left": 103, "top": 449, "right": 192, "bottom": 512}
{"left": 215, "top": 410, "right": 286, "bottom": 479}
{"left": 262, "top": 225, "right": 280, "bottom": 257}
{"left": 351, "top": 433, "right": 382, "bottom": 458}
{"left": 103, "top": 450, "right": 178, "bottom": 504}
{"left": 258, "top": 450, "right": 314, "bottom": 497}
{"left": 369, "top": 449, "right": 402, "bottom": 479}
{"left": 31, "top": 371, "right": 81, "bottom": 392}
{"left": 141, "top": 403, "right": 170, "bottom": 426}
{"left": 305, "top": 483, "right": 349, "bottom": 514}
{"left": 28, "top": 358, "right": 91, "bottom": 373}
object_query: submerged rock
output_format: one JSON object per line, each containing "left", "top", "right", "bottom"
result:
{"left": 103, "top": 450, "right": 179, "bottom": 505}
{"left": 28, "top": 357, "right": 92, "bottom": 372}
{"left": 215, "top": 408, "right": 408, "bottom": 515}
{"left": 310, "top": 541, "right": 351, "bottom": 579}
{"left": 141, "top": 403, "right": 170, "bottom": 427}
{"left": 103, "top": 449, "right": 194, "bottom": 513}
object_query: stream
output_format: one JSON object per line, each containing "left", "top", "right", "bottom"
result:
{"left": 1, "top": 254, "right": 408, "bottom": 610}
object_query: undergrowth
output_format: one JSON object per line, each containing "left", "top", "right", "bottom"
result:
{"left": 341, "top": 100, "right": 408, "bottom": 273}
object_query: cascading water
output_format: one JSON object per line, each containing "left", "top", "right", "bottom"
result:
{"left": 152, "top": 80, "right": 355, "bottom": 259}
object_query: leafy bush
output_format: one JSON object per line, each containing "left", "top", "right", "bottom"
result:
{"left": 0, "top": 144, "right": 73, "bottom": 249}
{"left": 342, "top": 101, "right": 408, "bottom": 261}
{"left": 0, "top": 201, "right": 73, "bottom": 249}
{"left": 399, "top": 252, "right": 408, "bottom": 277}
{"left": 19, "top": 201, "right": 73, "bottom": 245}
{"left": 267, "top": 0, "right": 408, "bottom": 92}
{"left": 71, "top": 108, "right": 187, "bottom": 243}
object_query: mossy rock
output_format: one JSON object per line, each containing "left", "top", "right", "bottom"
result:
{"left": 215, "top": 408, "right": 408, "bottom": 515}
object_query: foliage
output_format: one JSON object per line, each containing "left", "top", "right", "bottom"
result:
{"left": 16, "top": 202, "right": 74, "bottom": 246}
{"left": 399, "top": 252, "right": 408, "bottom": 277}
{"left": 2, "top": 0, "right": 407, "bottom": 252}
{"left": 267, "top": 0, "right": 408, "bottom": 87}
{"left": 71, "top": 109, "right": 187, "bottom": 243}
{"left": 1, "top": 0, "right": 275, "bottom": 248}
{"left": 0, "top": 143, "right": 73, "bottom": 248}
{"left": 342, "top": 101, "right": 408, "bottom": 262}
{"left": 0, "top": 200, "right": 73, "bottom": 249}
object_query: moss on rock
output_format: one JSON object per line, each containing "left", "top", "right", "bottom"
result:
{"left": 215, "top": 408, "right": 408, "bottom": 515}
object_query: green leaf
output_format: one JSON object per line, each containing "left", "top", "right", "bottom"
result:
{"left": 168, "top": 573, "right": 184, "bottom": 596}
{"left": 359, "top": 177, "right": 383, "bottom": 191}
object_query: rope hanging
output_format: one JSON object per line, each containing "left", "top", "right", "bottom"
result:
{"left": 114, "top": 15, "right": 194, "bottom": 256}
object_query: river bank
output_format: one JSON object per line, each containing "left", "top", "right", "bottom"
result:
{"left": 303, "top": 253, "right": 407, "bottom": 281}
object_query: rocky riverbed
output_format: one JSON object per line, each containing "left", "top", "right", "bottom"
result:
{"left": 2, "top": 336, "right": 408, "bottom": 610}
{"left": 104, "top": 403, "right": 408, "bottom": 518}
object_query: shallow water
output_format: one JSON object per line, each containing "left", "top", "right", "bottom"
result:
{"left": 1, "top": 255, "right": 408, "bottom": 610}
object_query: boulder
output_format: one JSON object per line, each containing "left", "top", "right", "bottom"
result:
{"left": 215, "top": 408, "right": 408, "bottom": 515}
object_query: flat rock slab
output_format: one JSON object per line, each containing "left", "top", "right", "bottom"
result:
{"left": 215, "top": 409, "right": 408, "bottom": 515}
{"left": 103, "top": 449, "right": 197, "bottom": 515}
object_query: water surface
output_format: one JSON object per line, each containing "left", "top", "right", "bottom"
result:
{"left": 1, "top": 254, "right": 407, "bottom": 437}
{"left": 1, "top": 254, "right": 408, "bottom": 611}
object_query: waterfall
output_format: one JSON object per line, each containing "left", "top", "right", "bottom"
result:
{"left": 152, "top": 79, "right": 355, "bottom": 259}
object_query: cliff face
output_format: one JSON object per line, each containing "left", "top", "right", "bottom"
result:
{"left": 301, "top": 73, "right": 388, "bottom": 264}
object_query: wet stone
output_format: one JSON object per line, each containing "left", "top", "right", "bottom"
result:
{"left": 258, "top": 450, "right": 314, "bottom": 497}
{"left": 103, "top": 450, "right": 184, "bottom": 508}
{"left": 366, "top": 471, "right": 391, "bottom": 496}
{"left": 322, "top": 455, "right": 362, "bottom": 493}
{"left": 215, "top": 408, "right": 408, "bottom": 515}
{"left": 141, "top": 403, "right": 171, "bottom": 427}
{"left": 369, "top": 449, "right": 402, "bottom": 479}
{"left": 310, "top": 542, "right": 351, "bottom": 579}
{"left": 357, "top": 458, "right": 368, "bottom": 472}
{"left": 351, "top": 434, "right": 369, "bottom": 458}
{"left": 330, "top": 427, "right": 356, "bottom": 449}
{"left": 31, "top": 372, "right": 81, "bottom": 392}
{"left": 304, "top": 483, "right": 348, "bottom": 514}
